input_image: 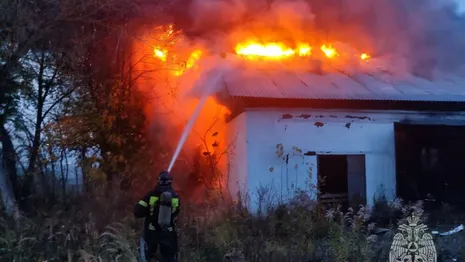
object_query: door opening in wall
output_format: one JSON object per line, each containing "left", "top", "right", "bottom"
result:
{"left": 395, "top": 123, "right": 465, "bottom": 208}
{"left": 317, "top": 154, "right": 366, "bottom": 207}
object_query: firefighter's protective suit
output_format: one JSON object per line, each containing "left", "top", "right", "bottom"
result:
{"left": 134, "top": 171, "right": 180, "bottom": 262}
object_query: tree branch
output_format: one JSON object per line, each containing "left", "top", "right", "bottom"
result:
{"left": 42, "top": 85, "right": 78, "bottom": 120}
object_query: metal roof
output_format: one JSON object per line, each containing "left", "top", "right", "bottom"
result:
{"left": 221, "top": 68, "right": 465, "bottom": 102}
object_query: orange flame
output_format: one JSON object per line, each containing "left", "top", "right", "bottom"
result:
{"left": 234, "top": 41, "right": 313, "bottom": 59}
{"left": 152, "top": 25, "right": 370, "bottom": 75}
{"left": 174, "top": 50, "right": 203, "bottom": 76}
{"left": 235, "top": 42, "right": 295, "bottom": 59}
{"left": 140, "top": 24, "right": 376, "bottom": 200}
{"left": 153, "top": 47, "right": 203, "bottom": 76}
{"left": 234, "top": 41, "right": 372, "bottom": 61}
{"left": 150, "top": 24, "right": 203, "bottom": 76}
{"left": 360, "top": 53, "right": 370, "bottom": 60}
{"left": 297, "top": 43, "right": 312, "bottom": 56}
{"left": 187, "top": 50, "right": 202, "bottom": 67}
{"left": 154, "top": 47, "right": 167, "bottom": 62}
{"left": 321, "top": 45, "right": 337, "bottom": 58}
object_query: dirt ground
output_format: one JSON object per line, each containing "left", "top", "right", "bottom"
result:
{"left": 427, "top": 203, "right": 465, "bottom": 261}
{"left": 434, "top": 231, "right": 465, "bottom": 262}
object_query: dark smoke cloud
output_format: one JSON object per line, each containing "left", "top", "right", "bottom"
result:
{"left": 167, "top": 0, "right": 465, "bottom": 76}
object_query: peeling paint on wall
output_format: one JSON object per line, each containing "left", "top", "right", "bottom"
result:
{"left": 230, "top": 109, "right": 431, "bottom": 212}
{"left": 345, "top": 115, "right": 371, "bottom": 120}
{"left": 298, "top": 114, "right": 311, "bottom": 119}
{"left": 304, "top": 151, "right": 316, "bottom": 156}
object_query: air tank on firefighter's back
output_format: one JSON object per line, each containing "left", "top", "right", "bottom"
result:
{"left": 158, "top": 191, "right": 174, "bottom": 228}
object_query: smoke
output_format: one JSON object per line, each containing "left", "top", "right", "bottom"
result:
{"left": 129, "top": 0, "right": 465, "bottom": 199}
{"left": 170, "top": 0, "right": 465, "bottom": 75}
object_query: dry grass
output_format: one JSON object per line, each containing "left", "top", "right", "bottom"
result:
{"left": 0, "top": 191, "right": 463, "bottom": 262}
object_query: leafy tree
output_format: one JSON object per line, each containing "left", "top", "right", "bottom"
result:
{"left": 0, "top": 0, "right": 164, "bottom": 213}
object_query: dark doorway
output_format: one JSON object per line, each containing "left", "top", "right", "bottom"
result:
{"left": 395, "top": 123, "right": 465, "bottom": 207}
{"left": 317, "top": 155, "right": 366, "bottom": 207}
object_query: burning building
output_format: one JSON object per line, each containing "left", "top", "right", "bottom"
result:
{"left": 218, "top": 62, "right": 465, "bottom": 212}
{"left": 132, "top": 0, "right": 465, "bottom": 211}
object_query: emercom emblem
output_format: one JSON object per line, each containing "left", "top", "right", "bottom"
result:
{"left": 389, "top": 214, "right": 437, "bottom": 262}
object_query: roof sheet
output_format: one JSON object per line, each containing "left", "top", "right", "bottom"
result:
{"left": 221, "top": 69, "right": 465, "bottom": 102}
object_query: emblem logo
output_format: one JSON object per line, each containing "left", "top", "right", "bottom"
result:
{"left": 389, "top": 214, "right": 437, "bottom": 262}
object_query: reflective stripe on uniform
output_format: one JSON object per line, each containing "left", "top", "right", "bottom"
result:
{"left": 138, "top": 200, "right": 148, "bottom": 207}
{"left": 149, "top": 196, "right": 159, "bottom": 216}
{"left": 148, "top": 195, "right": 179, "bottom": 215}
{"left": 148, "top": 223, "right": 173, "bottom": 231}
{"left": 172, "top": 198, "right": 179, "bottom": 213}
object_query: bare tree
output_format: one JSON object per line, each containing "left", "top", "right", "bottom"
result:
{"left": 0, "top": 0, "right": 151, "bottom": 211}
{"left": 0, "top": 0, "right": 175, "bottom": 212}
{"left": 18, "top": 49, "right": 76, "bottom": 199}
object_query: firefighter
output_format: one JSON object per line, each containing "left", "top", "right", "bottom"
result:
{"left": 134, "top": 171, "right": 181, "bottom": 262}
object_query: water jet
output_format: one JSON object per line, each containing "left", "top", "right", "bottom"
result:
{"left": 167, "top": 55, "right": 227, "bottom": 172}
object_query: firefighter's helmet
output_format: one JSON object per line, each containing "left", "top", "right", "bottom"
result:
{"left": 158, "top": 170, "right": 172, "bottom": 186}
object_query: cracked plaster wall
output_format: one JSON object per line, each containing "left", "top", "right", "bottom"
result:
{"left": 225, "top": 108, "right": 465, "bottom": 213}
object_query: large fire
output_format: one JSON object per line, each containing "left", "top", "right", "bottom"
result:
{"left": 136, "top": 23, "right": 373, "bottom": 199}
{"left": 154, "top": 40, "right": 369, "bottom": 75}
{"left": 144, "top": 23, "right": 373, "bottom": 167}
{"left": 234, "top": 41, "right": 368, "bottom": 60}
{"left": 150, "top": 24, "right": 371, "bottom": 77}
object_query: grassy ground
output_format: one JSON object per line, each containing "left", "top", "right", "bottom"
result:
{"left": 1, "top": 192, "right": 464, "bottom": 262}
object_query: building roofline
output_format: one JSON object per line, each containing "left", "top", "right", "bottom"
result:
{"left": 224, "top": 96, "right": 465, "bottom": 122}
{"left": 240, "top": 97, "right": 465, "bottom": 110}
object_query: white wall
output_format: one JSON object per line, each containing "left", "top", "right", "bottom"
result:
{"left": 225, "top": 113, "right": 248, "bottom": 203}
{"left": 226, "top": 108, "right": 465, "bottom": 213}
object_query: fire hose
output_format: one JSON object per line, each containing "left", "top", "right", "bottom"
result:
{"left": 139, "top": 222, "right": 147, "bottom": 262}
{"left": 138, "top": 224, "right": 181, "bottom": 262}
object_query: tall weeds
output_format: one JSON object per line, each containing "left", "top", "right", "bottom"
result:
{"left": 0, "top": 193, "right": 443, "bottom": 262}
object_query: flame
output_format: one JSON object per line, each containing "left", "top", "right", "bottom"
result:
{"left": 159, "top": 24, "right": 175, "bottom": 41}
{"left": 235, "top": 42, "right": 296, "bottom": 59}
{"left": 234, "top": 41, "right": 314, "bottom": 59}
{"left": 150, "top": 25, "right": 203, "bottom": 76}
{"left": 153, "top": 25, "right": 367, "bottom": 67}
{"left": 297, "top": 43, "right": 312, "bottom": 56}
{"left": 184, "top": 50, "right": 203, "bottom": 71}
{"left": 321, "top": 45, "right": 337, "bottom": 58}
{"left": 154, "top": 47, "right": 167, "bottom": 62}
{"left": 153, "top": 47, "right": 203, "bottom": 76}
{"left": 153, "top": 25, "right": 202, "bottom": 76}
{"left": 235, "top": 41, "right": 373, "bottom": 61}
{"left": 360, "top": 53, "right": 370, "bottom": 60}
{"left": 174, "top": 50, "right": 203, "bottom": 76}
{"left": 138, "top": 23, "right": 377, "bottom": 202}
